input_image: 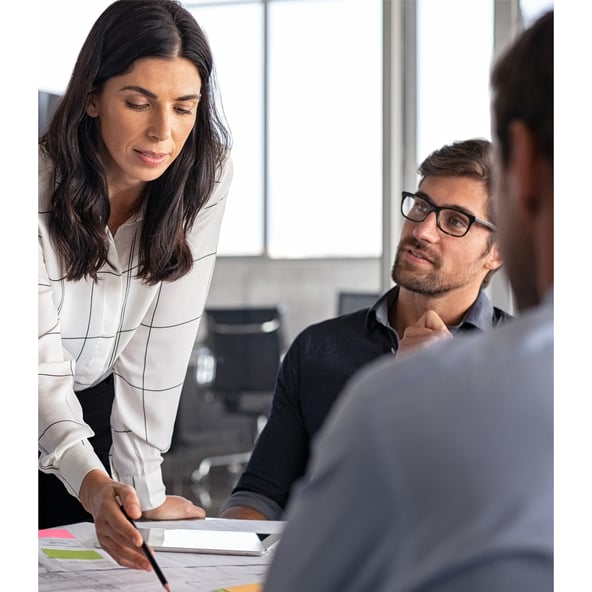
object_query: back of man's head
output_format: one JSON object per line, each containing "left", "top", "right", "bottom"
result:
{"left": 490, "top": 10, "right": 553, "bottom": 311}
{"left": 491, "top": 10, "right": 553, "bottom": 169}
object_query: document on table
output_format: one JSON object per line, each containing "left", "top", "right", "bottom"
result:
{"left": 39, "top": 519, "right": 284, "bottom": 592}
{"left": 39, "top": 564, "right": 269, "bottom": 592}
{"left": 38, "top": 526, "right": 120, "bottom": 572}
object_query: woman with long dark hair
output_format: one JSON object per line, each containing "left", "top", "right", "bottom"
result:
{"left": 38, "top": 0, "right": 232, "bottom": 569}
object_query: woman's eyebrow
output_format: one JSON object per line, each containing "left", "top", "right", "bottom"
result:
{"left": 119, "top": 85, "right": 201, "bottom": 101}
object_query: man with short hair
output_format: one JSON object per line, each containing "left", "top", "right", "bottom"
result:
{"left": 263, "top": 10, "right": 553, "bottom": 592}
{"left": 220, "top": 137, "right": 510, "bottom": 521}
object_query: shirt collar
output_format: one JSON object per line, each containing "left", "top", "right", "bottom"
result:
{"left": 365, "top": 286, "right": 399, "bottom": 331}
{"left": 366, "top": 285, "right": 500, "bottom": 334}
{"left": 448, "top": 289, "right": 498, "bottom": 334}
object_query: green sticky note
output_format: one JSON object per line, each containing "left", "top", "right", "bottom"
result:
{"left": 42, "top": 548, "right": 104, "bottom": 560}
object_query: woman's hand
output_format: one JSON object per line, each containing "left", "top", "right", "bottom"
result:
{"left": 79, "top": 469, "right": 151, "bottom": 570}
{"left": 79, "top": 471, "right": 206, "bottom": 569}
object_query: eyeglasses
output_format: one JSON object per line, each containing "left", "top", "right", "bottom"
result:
{"left": 401, "top": 191, "right": 497, "bottom": 237}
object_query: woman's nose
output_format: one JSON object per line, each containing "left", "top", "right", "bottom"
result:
{"left": 147, "top": 109, "right": 172, "bottom": 141}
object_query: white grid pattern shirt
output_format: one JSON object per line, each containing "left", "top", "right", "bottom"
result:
{"left": 38, "top": 149, "right": 232, "bottom": 510}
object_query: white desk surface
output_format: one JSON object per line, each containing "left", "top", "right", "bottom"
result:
{"left": 39, "top": 517, "right": 285, "bottom": 592}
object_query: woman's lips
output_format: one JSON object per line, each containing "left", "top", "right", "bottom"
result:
{"left": 134, "top": 149, "right": 168, "bottom": 166}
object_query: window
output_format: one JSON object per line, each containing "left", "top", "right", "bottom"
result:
{"left": 266, "top": 1, "right": 382, "bottom": 258}
{"left": 187, "top": 2, "right": 265, "bottom": 256}
{"left": 189, "top": 0, "right": 383, "bottom": 257}
{"left": 415, "top": 0, "right": 553, "bottom": 170}
{"left": 520, "top": 0, "right": 554, "bottom": 25}
{"left": 416, "top": 0, "right": 494, "bottom": 168}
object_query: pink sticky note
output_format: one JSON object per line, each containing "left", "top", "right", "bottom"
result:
{"left": 38, "top": 528, "right": 76, "bottom": 539}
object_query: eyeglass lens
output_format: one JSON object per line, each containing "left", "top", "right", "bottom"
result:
{"left": 402, "top": 194, "right": 471, "bottom": 237}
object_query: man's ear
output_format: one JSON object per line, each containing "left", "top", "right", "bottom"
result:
{"left": 86, "top": 94, "right": 99, "bottom": 118}
{"left": 508, "top": 120, "right": 539, "bottom": 216}
{"left": 484, "top": 242, "right": 503, "bottom": 272}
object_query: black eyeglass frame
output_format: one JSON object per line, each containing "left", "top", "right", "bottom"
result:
{"left": 401, "top": 191, "right": 497, "bottom": 237}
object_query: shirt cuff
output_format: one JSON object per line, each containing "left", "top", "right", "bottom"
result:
{"left": 127, "top": 468, "right": 167, "bottom": 512}
{"left": 57, "top": 441, "right": 108, "bottom": 498}
{"left": 57, "top": 442, "right": 167, "bottom": 513}
{"left": 219, "top": 491, "right": 284, "bottom": 520}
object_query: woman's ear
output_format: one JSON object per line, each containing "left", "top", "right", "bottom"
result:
{"left": 86, "top": 94, "right": 99, "bottom": 118}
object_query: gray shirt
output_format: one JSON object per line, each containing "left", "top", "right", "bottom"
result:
{"left": 263, "top": 292, "right": 553, "bottom": 592}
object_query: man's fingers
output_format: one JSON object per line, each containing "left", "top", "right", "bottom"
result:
{"left": 415, "top": 310, "right": 449, "bottom": 332}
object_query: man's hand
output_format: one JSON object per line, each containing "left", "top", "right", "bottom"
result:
{"left": 142, "top": 495, "right": 206, "bottom": 521}
{"left": 398, "top": 310, "right": 453, "bottom": 355}
{"left": 219, "top": 505, "right": 269, "bottom": 520}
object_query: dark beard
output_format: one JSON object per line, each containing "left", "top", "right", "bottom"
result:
{"left": 391, "top": 240, "right": 451, "bottom": 297}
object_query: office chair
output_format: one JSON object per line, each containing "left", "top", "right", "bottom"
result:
{"left": 337, "top": 291, "right": 380, "bottom": 315}
{"left": 190, "top": 306, "right": 285, "bottom": 486}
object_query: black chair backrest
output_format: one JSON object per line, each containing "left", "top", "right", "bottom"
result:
{"left": 337, "top": 291, "right": 379, "bottom": 315}
{"left": 204, "top": 307, "right": 283, "bottom": 394}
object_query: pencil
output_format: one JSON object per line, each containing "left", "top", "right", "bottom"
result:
{"left": 120, "top": 506, "right": 172, "bottom": 592}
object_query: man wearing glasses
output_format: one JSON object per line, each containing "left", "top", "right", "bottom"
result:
{"left": 220, "top": 137, "right": 511, "bottom": 521}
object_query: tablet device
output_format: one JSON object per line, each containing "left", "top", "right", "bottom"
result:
{"left": 138, "top": 527, "right": 281, "bottom": 556}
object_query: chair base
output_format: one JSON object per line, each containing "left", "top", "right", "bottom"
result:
{"left": 191, "top": 451, "right": 252, "bottom": 482}
{"left": 191, "top": 413, "right": 268, "bottom": 483}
